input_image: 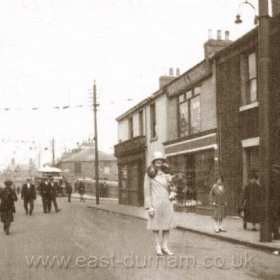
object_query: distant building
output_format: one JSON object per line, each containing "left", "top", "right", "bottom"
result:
{"left": 2, "top": 158, "right": 37, "bottom": 188}
{"left": 56, "top": 146, "right": 118, "bottom": 184}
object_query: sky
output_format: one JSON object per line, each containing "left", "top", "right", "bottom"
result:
{"left": 0, "top": 0, "right": 264, "bottom": 168}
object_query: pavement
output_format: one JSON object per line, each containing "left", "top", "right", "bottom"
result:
{"left": 71, "top": 192, "right": 118, "bottom": 202}
{"left": 86, "top": 196, "right": 280, "bottom": 252}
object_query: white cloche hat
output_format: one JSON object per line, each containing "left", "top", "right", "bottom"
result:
{"left": 152, "top": 151, "right": 166, "bottom": 163}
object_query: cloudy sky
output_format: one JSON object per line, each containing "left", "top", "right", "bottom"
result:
{"left": 0, "top": 0, "right": 262, "bottom": 167}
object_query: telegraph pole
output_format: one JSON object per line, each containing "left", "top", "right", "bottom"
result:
{"left": 258, "top": 0, "right": 271, "bottom": 242}
{"left": 93, "top": 81, "right": 100, "bottom": 205}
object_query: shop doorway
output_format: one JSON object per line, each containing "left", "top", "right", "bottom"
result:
{"left": 119, "top": 160, "right": 144, "bottom": 206}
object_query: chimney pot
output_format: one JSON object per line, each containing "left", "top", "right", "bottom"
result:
{"left": 176, "top": 68, "right": 180, "bottom": 76}
{"left": 217, "top": 30, "right": 222, "bottom": 40}
{"left": 225, "top": 30, "right": 230, "bottom": 40}
{"left": 169, "top": 67, "right": 174, "bottom": 76}
{"left": 208, "top": 29, "right": 212, "bottom": 40}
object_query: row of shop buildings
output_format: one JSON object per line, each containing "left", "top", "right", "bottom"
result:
{"left": 114, "top": 17, "right": 280, "bottom": 216}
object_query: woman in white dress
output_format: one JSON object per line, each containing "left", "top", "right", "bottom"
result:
{"left": 144, "top": 151, "right": 176, "bottom": 256}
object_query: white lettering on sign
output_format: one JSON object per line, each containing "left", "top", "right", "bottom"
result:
{"left": 166, "top": 62, "right": 210, "bottom": 96}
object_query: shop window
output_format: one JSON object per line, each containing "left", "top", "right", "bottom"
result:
{"left": 74, "top": 163, "right": 82, "bottom": 174}
{"left": 150, "top": 103, "right": 157, "bottom": 139}
{"left": 178, "top": 87, "right": 201, "bottom": 137}
{"left": 241, "top": 52, "right": 257, "bottom": 105}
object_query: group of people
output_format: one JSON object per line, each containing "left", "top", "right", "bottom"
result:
{"left": 39, "top": 176, "right": 61, "bottom": 214}
{"left": 144, "top": 151, "right": 280, "bottom": 256}
{"left": 0, "top": 176, "right": 63, "bottom": 235}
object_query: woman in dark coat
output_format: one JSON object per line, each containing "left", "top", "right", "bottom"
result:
{"left": 243, "top": 172, "right": 262, "bottom": 231}
{"left": 78, "top": 181, "right": 85, "bottom": 202}
{"left": 0, "top": 180, "right": 18, "bottom": 235}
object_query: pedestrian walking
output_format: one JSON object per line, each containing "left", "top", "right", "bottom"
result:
{"left": 100, "top": 180, "right": 108, "bottom": 198}
{"left": 65, "top": 181, "right": 72, "bottom": 203}
{"left": 243, "top": 172, "right": 262, "bottom": 231}
{"left": 39, "top": 177, "right": 51, "bottom": 213}
{"left": 78, "top": 181, "right": 85, "bottom": 202}
{"left": 48, "top": 177, "right": 61, "bottom": 213}
{"left": 0, "top": 180, "right": 18, "bottom": 235}
{"left": 209, "top": 176, "right": 227, "bottom": 233}
{"left": 21, "top": 178, "right": 36, "bottom": 215}
{"left": 144, "top": 151, "right": 176, "bottom": 256}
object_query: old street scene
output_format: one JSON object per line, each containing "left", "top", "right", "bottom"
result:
{"left": 1, "top": 0, "right": 280, "bottom": 280}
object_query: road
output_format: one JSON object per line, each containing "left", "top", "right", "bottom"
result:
{"left": 0, "top": 197, "right": 279, "bottom": 280}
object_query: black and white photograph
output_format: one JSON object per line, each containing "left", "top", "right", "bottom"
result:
{"left": 0, "top": 0, "right": 280, "bottom": 279}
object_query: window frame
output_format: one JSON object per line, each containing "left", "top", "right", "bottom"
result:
{"left": 240, "top": 51, "right": 258, "bottom": 106}
{"left": 139, "top": 110, "right": 144, "bottom": 136}
{"left": 178, "top": 87, "right": 201, "bottom": 137}
{"left": 128, "top": 116, "right": 133, "bottom": 139}
{"left": 150, "top": 103, "right": 157, "bottom": 139}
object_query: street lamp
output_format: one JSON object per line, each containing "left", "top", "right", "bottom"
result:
{"left": 235, "top": 0, "right": 259, "bottom": 25}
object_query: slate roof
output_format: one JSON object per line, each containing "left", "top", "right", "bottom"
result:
{"left": 60, "top": 148, "right": 116, "bottom": 163}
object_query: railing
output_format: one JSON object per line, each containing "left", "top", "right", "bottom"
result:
{"left": 114, "top": 136, "right": 146, "bottom": 157}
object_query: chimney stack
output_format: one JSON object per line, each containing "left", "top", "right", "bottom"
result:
{"left": 204, "top": 29, "right": 232, "bottom": 60}
{"left": 169, "top": 67, "right": 174, "bottom": 76}
{"left": 217, "top": 30, "right": 222, "bottom": 40}
{"left": 159, "top": 68, "right": 177, "bottom": 88}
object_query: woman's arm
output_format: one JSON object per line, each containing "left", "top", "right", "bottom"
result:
{"left": 209, "top": 185, "right": 216, "bottom": 205}
{"left": 144, "top": 173, "right": 153, "bottom": 210}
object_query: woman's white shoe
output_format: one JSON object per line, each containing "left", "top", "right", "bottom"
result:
{"left": 156, "top": 248, "right": 163, "bottom": 256}
{"left": 161, "top": 247, "right": 174, "bottom": 256}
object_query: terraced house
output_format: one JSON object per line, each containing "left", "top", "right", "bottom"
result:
{"left": 114, "top": 31, "right": 231, "bottom": 209}
{"left": 114, "top": 69, "right": 178, "bottom": 206}
{"left": 163, "top": 30, "right": 231, "bottom": 214}
{"left": 115, "top": 17, "right": 280, "bottom": 215}
{"left": 215, "top": 17, "right": 280, "bottom": 215}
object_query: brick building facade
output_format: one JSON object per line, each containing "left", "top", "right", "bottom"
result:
{"left": 215, "top": 19, "right": 280, "bottom": 215}
{"left": 57, "top": 148, "right": 118, "bottom": 184}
